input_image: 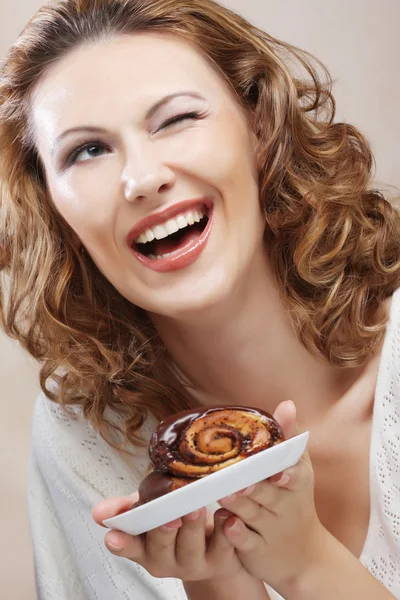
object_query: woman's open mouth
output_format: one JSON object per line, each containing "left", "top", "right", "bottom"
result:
{"left": 129, "top": 202, "right": 214, "bottom": 273}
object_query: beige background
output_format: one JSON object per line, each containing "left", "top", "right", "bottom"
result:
{"left": 1, "top": 0, "right": 399, "bottom": 598}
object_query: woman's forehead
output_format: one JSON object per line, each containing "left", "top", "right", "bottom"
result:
{"left": 30, "top": 32, "right": 230, "bottom": 152}
{"left": 31, "top": 34, "right": 223, "bottom": 115}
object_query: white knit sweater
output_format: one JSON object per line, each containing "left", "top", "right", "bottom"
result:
{"left": 28, "top": 288, "right": 400, "bottom": 600}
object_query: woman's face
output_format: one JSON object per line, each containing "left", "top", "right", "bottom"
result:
{"left": 31, "top": 32, "right": 265, "bottom": 318}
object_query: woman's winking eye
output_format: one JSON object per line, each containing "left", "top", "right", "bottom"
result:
{"left": 64, "top": 110, "right": 205, "bottom": 167}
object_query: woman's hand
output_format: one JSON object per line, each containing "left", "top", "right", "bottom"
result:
{"left": 218, "top": 400, "right": 327, "bottom": 594}
{"left": 92, "top": 495, "right": 244, "bottom": 583}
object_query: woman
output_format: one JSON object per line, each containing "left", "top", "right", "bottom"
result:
{"left": 1, "top": 0, "right": 399, "bottom": 599}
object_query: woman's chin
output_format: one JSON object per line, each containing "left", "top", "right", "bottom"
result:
{"left": 146, "top": 278, "right": 235, "bottom": 322}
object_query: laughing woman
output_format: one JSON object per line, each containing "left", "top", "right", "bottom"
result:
{"left": 1, "top": 1, "right": 400, "bottom": 599}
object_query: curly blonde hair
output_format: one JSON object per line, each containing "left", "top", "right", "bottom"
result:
{"left": 1, "top": 0, "right": 400, "bottom": 447}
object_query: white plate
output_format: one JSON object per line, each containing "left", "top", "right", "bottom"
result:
{"left": 103, "top": 431, "right": 309, "bottom": 535}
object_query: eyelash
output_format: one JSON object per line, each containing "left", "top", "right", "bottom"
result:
{"left": 64, "top": 110, "right": 205, "bottom": 167}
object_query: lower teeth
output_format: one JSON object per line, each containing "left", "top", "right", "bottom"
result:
{"left": 148, "top": 252, "right": 173, "bottom": 260}
{"left": 145, "top": 214, "right": 208, "bottom": 261}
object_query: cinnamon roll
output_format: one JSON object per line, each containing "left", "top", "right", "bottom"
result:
{"left": 135, "top": 405, "right": 284, "bottom": 505}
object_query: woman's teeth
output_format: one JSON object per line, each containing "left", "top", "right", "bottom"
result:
{"left": 148, "top": 251, "right": 176, "bottom": 260}
{"left": 134, "top": 208, "right": 205, "bottom": 245}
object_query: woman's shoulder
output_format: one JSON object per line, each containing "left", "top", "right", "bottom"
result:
{"left": 28, "top": 395, "right": 187, "bottom": 600}
{"left": 388, "top": 287, "right": 400, "bottom": 333}
{"left": 361, "top": 289, "right": 400, "bottom": 583}
{"left": 30, "top": 389, "right": 153, "bottom": 500}
{"left": 373, "top": 288, "right": 400, "bottom": 422}
{"left": 377, "top": 288, "right": 400, "bottom": 392}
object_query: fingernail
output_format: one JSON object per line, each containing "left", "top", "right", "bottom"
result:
{"left": 277, "top": 473, "right": 290, "bottom": 486}
{"left": 106, "top": 532, "right": 123, "bottom": 551}
{"left": 186, "top": 510, "right": 200, "bottom": 521}
{"left": 216, "top": 509, "right": 233, "bottom": 520}
{"left": 227, "top": 518, "right": 240, "bottom": 532}
{"left": 106, "top": 541, "right": 122, "bottom": 552}
{"left": 163, "top": 518, "right": 181, "bottom": 529}
{"left": 240, "top": 484, "right": 256, "bottom": 495}
{"left": 223, "top": 493, "right": 237, "bottom": 503}
{"left": 287, "top": 400, "right": 296, "bottom": 413}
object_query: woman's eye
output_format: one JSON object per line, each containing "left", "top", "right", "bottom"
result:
{"left": 159, "top": 111, "right": 203, "bottom": 131}
{"left": 64, "top": 112, "right": 204, "bottom": 166}
{"left": 66, "top": 142, "right": 109, "bottom": 166}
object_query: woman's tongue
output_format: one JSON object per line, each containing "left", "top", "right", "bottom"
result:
{"left": 151, "top": 227, "right": 202, "bottom": 257}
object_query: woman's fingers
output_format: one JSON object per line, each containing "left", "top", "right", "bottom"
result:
{"left": 104, "top": 529, "right": 145, "bottom": 560}
{"left": 280, "top": 459, "right": 314, "bottom": 491}
{"left": 223, "top": 516, "right": 262, "bottom": 553}
{"left": 273, "top": 400, "right": 297, "bottom": 439}
{"left": 92, "top": 495, "right": 136, "bottom": 527}
{"left": 207, "top": 508, "right": 235, "bottom": 556}
{"left": 273, "top": 400, "right": 312, "bottom": 465}
{"left": 92, "top": 494, "right": 147, "bottom": 562}
{"left": 238, "top": 479, "right": 285, "bottom": 512}
{"left": 205, "top": 508, "right": 215, "bottom": 536}
{"left": 144, "top": 519, "right": 182, "bottom": 574}
{"left": 175, "top": 508, "right": 207, "bottom": 572}
{"left": 219, "top": 492, "right": 267, "bottom": 531}
{"left": 269, "top": 470, "right": 291, "bottom": 486}
{"left": 92, "top": 493, "right": 183, "bottom": 575}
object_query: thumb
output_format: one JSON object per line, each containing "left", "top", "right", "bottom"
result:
{"left": 273, "top": 400, "right": 311, "bottom": 466}
{"left": 273, "top": 399, "right": 298, "bottom": 439}
{"left": 92, "top": 495, "right": 136, "bottom": 527}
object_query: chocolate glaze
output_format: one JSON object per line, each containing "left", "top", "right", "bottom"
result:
{"left": 138, "top": 470, "right": 174, "bottom": 503}
{"left": 135, "top": 470, "right": 193, "bottom": 506}
{"left": 149, "top": 405, "right": 283, "bottom": 472}
{"left": 134, "top": 406, "right": 284, "bottom": 505}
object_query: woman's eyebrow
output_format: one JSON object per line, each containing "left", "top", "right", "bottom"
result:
{"left": 51, "top": 90, "right": 205, "bottom": 156}
{"left": 144, "top": 90, "right": 205, "bottom": 119}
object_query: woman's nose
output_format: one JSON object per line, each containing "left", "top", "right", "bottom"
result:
{"left": 122, "top": 156, "right": 176, "bottom": 204}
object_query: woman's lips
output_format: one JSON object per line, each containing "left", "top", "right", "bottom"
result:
{"left": 130, "top": 205, "right": 214, "bottom": 273}
{"left": 126, "top": 198, "right": 213, "bottom": 248}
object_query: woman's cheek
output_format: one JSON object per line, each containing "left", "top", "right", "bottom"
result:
{"left": 52, "top": 164, "right": 119, "bottom": 230}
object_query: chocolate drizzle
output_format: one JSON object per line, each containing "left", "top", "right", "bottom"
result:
{"left": 138, "top": 470, "right": 173, "bottom": 503}
{"left": 149, "top": 405, "right": 282, "bottom": 470}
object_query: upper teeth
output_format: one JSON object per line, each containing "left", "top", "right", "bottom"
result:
{"left": 134, "top": 208, "right": 206, "bottom": 245}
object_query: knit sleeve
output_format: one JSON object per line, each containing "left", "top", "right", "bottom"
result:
{"left": 360, "top": 288, "right": 400, "bottom": 597}
{"left": 27, "top": 391, "right": 188, "bottom": 600}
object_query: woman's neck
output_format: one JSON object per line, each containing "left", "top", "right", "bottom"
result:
{"left": 150, "top": 264, "right": 372, "bottom": 428}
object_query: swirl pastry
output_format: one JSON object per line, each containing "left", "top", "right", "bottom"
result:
{"left": 135, "top": 405, "right": 284, "bottom": 505}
